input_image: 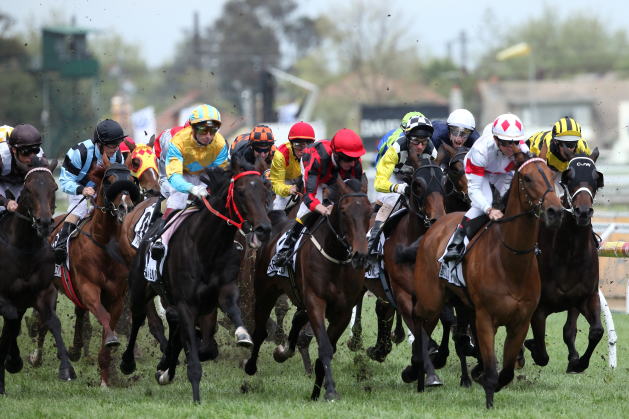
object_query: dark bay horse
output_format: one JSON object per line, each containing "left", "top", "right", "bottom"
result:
{"left": 0, "top": 160, "right": 76, "bottom": 394}
{"left": 524, "top": 155, "right": 604, "bottom": 373}
{"left": 53, "top": 159, "right": 139, "bottom": 387}
{"left": 408, "top": 154, "right": 563, "bottom": 408}
{"left": 245, "top": 176, "right": 371, "bottom": 401}
{"left": 443, "top": 147, "right": 470, "bottom": 213}
{"left": 362, "top": 160, "right": 446, "bottom": 376}
{"left": 121, "top": 157, "right": 272, "bottom": 402}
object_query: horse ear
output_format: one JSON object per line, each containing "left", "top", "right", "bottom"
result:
{"left": 514, "top": 151, "right": 528, "bottom": 167}
{"left": 47, "top": 158, "right": 58, "bottom": 172}
{"left": 147, "top": 134, "right": 156, "bottom": 148}
{"left": 123, "top": 138, "right": 136, "bottom": 152}
{"left": 539, "top": 140, "right": 549, "bottom": 160}
{"left": 594, "top": 170, "right": 604, "bottom": 189}
{"left": 361, "top": 173, "right": 368, "bottom": 194}
{"left": 561, "top": 167, "right": 575, "bottom": 185}
{"left": 5, "top": 190, "right": 15, "bottom": 201}
{"left": 590, "top": 146, "right": 600, "bottom": 163}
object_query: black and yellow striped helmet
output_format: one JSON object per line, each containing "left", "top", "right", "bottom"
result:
{"left": 552, "top": 116, "right": 581, "bottom": 142}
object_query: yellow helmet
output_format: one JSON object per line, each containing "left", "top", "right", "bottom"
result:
{"left": 0, "top": 125, "right": 14, "bottom": 143}
{"left": 552, "top": 116, "right": 581, "bottom": 142}
{"left": 188, "top": 104, "right": 221, "bottom": 127}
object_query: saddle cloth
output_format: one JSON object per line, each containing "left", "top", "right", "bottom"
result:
{"left": 266, "top": 229, "right": 305, "bottom": 278}
{"left": 365, "top": 207, "right": 406, "bottom": 280}
{"left": 437, "top": 233, "right": 470, "bottom": 287}
{"left": 144, "top": 207, "right": 198, "bottom": 282}
{"left": 131, "top": 201, "right": 159, "bottom": 248}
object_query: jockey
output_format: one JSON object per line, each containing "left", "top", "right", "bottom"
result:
{"left": 432, "top": 109, "right": 480, "bottom": 165}
{"left": 368, "top": 114, "right": 436, "bottom": 250}
{"left": 375, "top": 111, "right": 425, "bottom": 165}
{"left": 163, "top": 104, "right": 227, "bottom": 215}
{"left": 0, "top": 124, "right": 46, "bottom": 212}
{"left": 274, "top": 128, "right": 366, "bottom": 267}
{"left": 529, "top": 116, "right": 593, "bottom": 194}
{"left": 54, "top": 119, "right": 126, "bottom": 263}
{"left": 155, "top": 122, "right": 188, "bottom": 200}
{"left": 230, "top": 124, "right": 275, "bottom": 166}
{"left": 269, "top": 121, "right": 316, "bottom": 211}
{"left": 443, "top": 113, "right": 530, "bottom": 262}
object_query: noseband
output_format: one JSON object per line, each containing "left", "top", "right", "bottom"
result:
{"left": 517, "top": 157, "right": 553, "bottom": 218}
{"left": 561, "top": 157, "right": 597, "bottom": 215}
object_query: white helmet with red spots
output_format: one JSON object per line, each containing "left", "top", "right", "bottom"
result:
{"left": 491, "top": 113, "right": 525, "bottom": 142}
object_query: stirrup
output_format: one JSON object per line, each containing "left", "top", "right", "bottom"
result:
{"left": 150, "top": 240, "right": 165, "bottom": 261}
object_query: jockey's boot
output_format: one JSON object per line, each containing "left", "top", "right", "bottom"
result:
{"left": 275, "top": 221, "right": 305, "bottom": 267}
{"left": 148, "top": 217, "right": 167, "bottom": 261}
{"left": 442, "top": 219, "right": 468, "bottom": 262}
{"left": 53, "top": 222, "right": 75, "bottom": 264}
{"left": 367, "top": 220, "right": 384, "bottom": 256}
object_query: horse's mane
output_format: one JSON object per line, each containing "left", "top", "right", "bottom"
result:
{"left": 201, "top": 167, "right": 232, "bottom": 201}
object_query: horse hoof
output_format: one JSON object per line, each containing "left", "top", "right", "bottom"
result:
{"left": 431, "top": 351, "right": 448, "bottom": 369}
{"left": 346, "top": 336, "right": 363, "bottom": 352}
{"left": 401, "top": 365, "right": 418, "bottom": 383}
{"left": 120, "top": 358, "right": 136, "bottom": 375}
{"left": 324, "top": 391, "right": 340, "bottom": 402}
{"left": 5, "top": 355, "right": 23, "bottom": 374}
{"left": 471, "top": 364, "right": 484, "bottom": 383}
{"left": 105, "top": 335, "right": 120, "bottom": 348}
{"left": 366, "top": 346, "right": 386, "bottom": 363}
{"left": 460, "top": 376, "right": 472, "bottom": 388}
{"left": 244, "top": 359, "right": 257, "bottom": 376}
{"left": 59, "top": 366, "right": 77, "bottom": 381}
{"left": 235, "top": 327, "right": 253, "bottom": 348}
{"left": 68, "top": 347, "right": 82, "bottom": 362}
{"left": 28, "top": 351, "right": 42, "bottom": 368}
{"left": 156, "top": 369, "right": 172, "bottom": 385}
{"left": 425, "top": 373, "right": 443, "bottom": 387}
{"left": 273, "top": 345, "right": 294, "bottom": 363}
{"left": 515, "top": 353, "right": 526, "bottom": 370}
{"left": 566, "top": 359, "right": 587, "bottom": 374}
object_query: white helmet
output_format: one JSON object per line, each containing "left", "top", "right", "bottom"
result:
{"left": 492, "top": 113, "right": 525, "bottom": 141}
{"left": 447, "top": 109, "right": 475, "bottom": 130}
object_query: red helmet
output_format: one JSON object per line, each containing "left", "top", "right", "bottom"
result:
{"left": 288, "top": 121, "right": 315, "bottom": 142}
{"left": 331, "top": 128, "right": 366, "bottom": 158}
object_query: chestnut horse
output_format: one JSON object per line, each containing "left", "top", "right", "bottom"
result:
{"left": 0, "top": 159, "right": 76, "bottom": 394}
{"left": 57, "top": 159, "right": 139, "bottom": 386}
{"left": 408, "top": 154, "right": 563, "bottom": 408}
{"left": 121, "top": 157, "right": 272, "bottom": 402}
{"left": 524, "top": 155, "right": 604, "bottom": 372}
{"left": 244, "top": 176, "right": 371, "bottom": 401}
{"left": 124, "top": 142, "right": 160, "bottom": 198}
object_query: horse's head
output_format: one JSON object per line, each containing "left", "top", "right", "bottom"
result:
{"left": 328, "top": 175, "right": 371, "bottom": 269}
{"left": 402, "top": 158, "right": 446, "bottom": 226}
{"left": 125, "top": 144, "right": 160, "bottom": 197}
{"left": 561, "top": 154, "right": 603, "bottom": 226}
{"left": 17, "top": 157, "right": 58, "bottom": 238}
{"left": 514, "top": 153, "right": 563, "bottom": 228}
{"left": 228, "top": 156, "right": 272, "bottom": 248}
{"left": 445, "top": 147, "right": 469, "bottom": 201}
{"left": 100, "top": 163, "right": 141, "bottom": 223}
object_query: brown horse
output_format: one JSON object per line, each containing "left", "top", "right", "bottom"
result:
{"left": 0, "top": 159, "right": 77, "bottom": 394}
{"left": 524, "top": 154, "right": 604, "bottom": 372}
{"left": 244, "top": 176, "right": 371, "bottom": 401}
{"left": 124, "top": 142, "right": 160, "bottom": 198}
{"left": 443, "top": 147, "right": 470, "bottom": 213}
{"left": 57, "top": 159, "right": 139, "bottom": 386}
{"left": 407, "top": 154, "right": 563, "bottom": 408}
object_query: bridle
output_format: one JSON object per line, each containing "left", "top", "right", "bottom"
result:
{"left": 560, "top": 157, "right": 596, "bottom": 215}
{"left": 406, "top": 163, "right": 445, "bottom": 227}
{"left": 444, "top": 150, "right": 470, "bottom": 204}
{"left": 12, "top": 167, "right": 55, "bottom": 229}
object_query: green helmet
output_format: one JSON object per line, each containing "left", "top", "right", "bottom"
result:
{"left": 400, "top": 111, "right": 426, "bottom": 131}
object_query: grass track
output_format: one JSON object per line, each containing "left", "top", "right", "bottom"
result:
{"left": 1, "top": 293, "right": 627, "bottom": 418}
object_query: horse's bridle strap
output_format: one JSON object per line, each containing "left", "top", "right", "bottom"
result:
{"left": 309, "top": 235, "right": 352, "bottom": 265}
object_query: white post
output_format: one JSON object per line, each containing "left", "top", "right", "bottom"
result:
{"left": 598, "top": 289, "right": 617, "bottom": 369}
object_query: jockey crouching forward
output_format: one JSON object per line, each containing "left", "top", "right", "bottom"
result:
{"left": 368, "top": 114, "right": 437, "bottom": 252}
{"left": 155, "top": 122, "right": 188, "bottom": 201}
{"left": 54, "top": 119, "right": 126, "bottom": 263}
{"left": 432, "top": 108, "right": 480, "bottom": 166}
{"left": 529, "top": 116, "right": 595, "bottom": 196}
{"left": 269, "top": 121, "right": 316, "bottom": 211}
{"left": 274, "top": 128, "right": 366, "bottom": 267}
{"left": 0, "top": 124, "right": 47, "bottom": 213}
{"left": 443, "top": 113, "right": 530, "bottom": 262}
{"left": 230, "top": 124, "right": 275, "bottom": 167}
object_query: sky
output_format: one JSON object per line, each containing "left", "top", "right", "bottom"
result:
{"left": 2, "top": 0, "right": 627, "bottom": 69}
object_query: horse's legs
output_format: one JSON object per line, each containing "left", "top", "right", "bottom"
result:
{"left": 297, "top": 323, "right": 314, "bottom": 375}
{"left": 78, "top": 282, "right": 118, "bottom": 346}
{"left": 273, "top": 294, "right": 290, "bottom": 345}
{"left": 366, "top": 298, "right": 394, "bottom": 362}
{"left": 568, "top": 294, "right": 603, "bottom": 373}
{"left": 453, "top": 303, "right": 474, "bottom": 387}
{"left": 273, "top": 309, "right": 309, "bottom": 362}
{"left": 524, "top": 307, "right": 550, "bottom": 366}
{"left": 28, "top": 307, "right": 49, "bottom": 367}
{"left": 244, "top": 286, "right": 281, "bottom": 376}
{"left": 146, "top": 299, "right": 167, "bottom": 355}
{"left": 475, "top": 310, "right": 498, "bottom": 409}
{"left": 68, "top": 307, "right": 88, "bottom": 362}
{"left": 176, "top": 303, "right": 203, "bottom": 402}
{"left": 98, "top": 298, "right": 124, "bottom": 387}
{"left": 35, "top": 285, "right": 76, "bottom": 381}
{"left": 347, "top": 290, "right": 364, "bottom": 352}
{"left": 156, "top": 307, "right": 182, "bottom": 379}
{"left": 497, "top": 323, "right": 530, "bottom": 392}
{"left": 563, "top": 308, "right": 579, "bottom": 365}
{"left": 120, "top": 288, "right": 148, "bottom": 375}
{"left": 0, "top": 316, "right": 22, "bottom": 394}
{"left": 432, "top": 305, "right": 455, "bottom": 369}
{"left": 198, "top": 310, "right": 219, "bottom": 362}
{"left": 218, "top": 281, "right": 251, "bottom": 346}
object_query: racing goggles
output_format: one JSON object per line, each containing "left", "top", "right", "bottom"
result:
{"left": 253, "top": 142, "right": 273, "bottom": 153}
{"left": 558, "top": 141, "right": 578, "bottom": 150}
{"left": 337, "top": 152, "right": 358, "bottom": 163}
{"left": 449, "top": 126, "right": 472, "bottom": 139}
{"left": 290, "top": 140, "right": 309, "bottom": 150}
{"left": 194, "top": 123, "right": 219, "bottom": 136}
{"left": 407, "top": 135, "right": 430, "bottom": 145}
{"left": 497, "top": 138, "right": 517, "bottom": 148}
{"left": 16, "top": 145, "right": 41, "bottom": 156}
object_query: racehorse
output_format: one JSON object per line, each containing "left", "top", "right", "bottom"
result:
{"left": 407, "top": 154, "right": 563, "bottom": 408}
{"left": 53, "top": 158, "right": 139, "bottom": 387}
{"left": 120, "top": 156, "right": 272, "bottom": 402}
{"left": 361, "top": 158, "right": 446, "bottom": 382}
{"left": 124, "top": 142, "right": 160, "bottom": 198}
{"left": 244, "top": 176, "right": 371, "bottom": 401}
{"left": 0, "top": 158, "right": 76, "bottom": 394}
{"left": 443, "top": 146, "right": 470, "bottom": 213}
{"left": 524, "top": 154, "right": 604, "bottom": 373}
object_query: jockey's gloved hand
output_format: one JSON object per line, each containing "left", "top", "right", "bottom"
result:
{"left": 189, "top": 185, "right": 209, "bottom": 199}
{"left": 393, "top": 183, "right": 408, "bottom": 195}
